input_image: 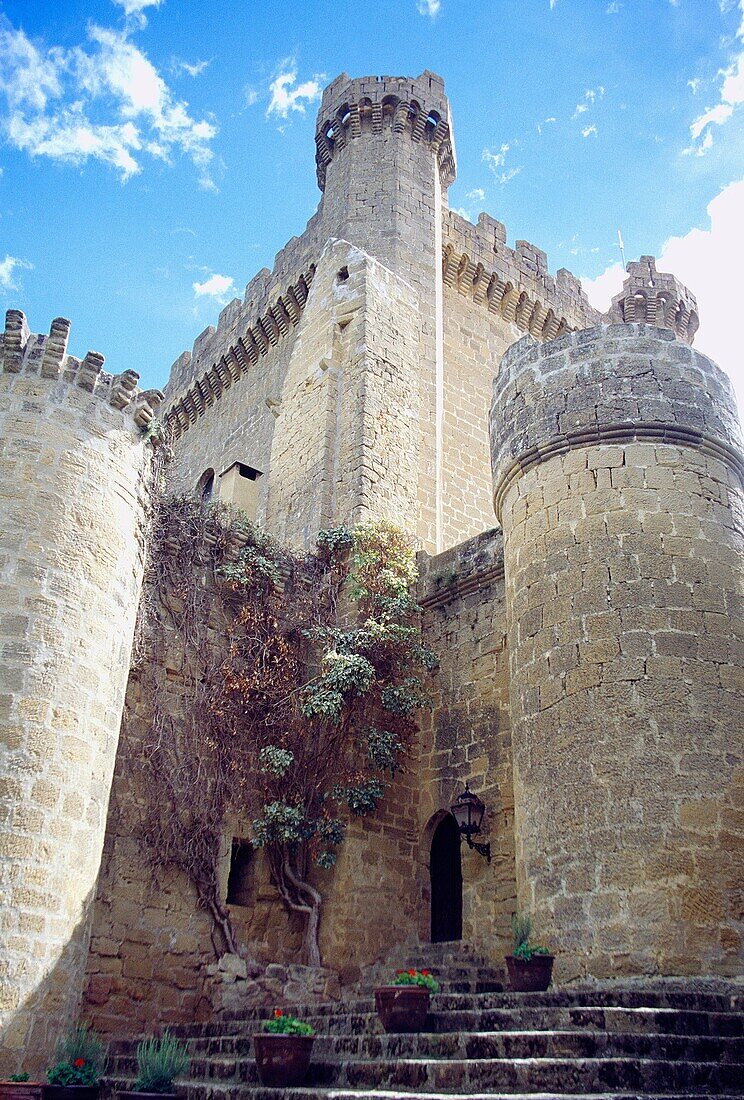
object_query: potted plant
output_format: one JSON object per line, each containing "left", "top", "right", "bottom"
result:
{"left": 44, "top": 1025, "right": 107, "bottom": 1100}
{"left": 374, "top": 968, "right": 439, "bottom": 1033}
{"left": 253, "top": 1011, "right": 315, "bottom": 1088}
{"left": 0, "top": 1074, "right": 43, "bottom": 1100}
{"left": 505, "top": 913, "right": 554, "bottom": 992}
{"left": 116, "top": 1032, "right": 189, "bottom": 1100}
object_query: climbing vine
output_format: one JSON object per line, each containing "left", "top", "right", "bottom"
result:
{"left": 132, "top": 497, "right": 435, "bottom": 965}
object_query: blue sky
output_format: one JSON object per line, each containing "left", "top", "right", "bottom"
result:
{"left": 1, "top": 0, "right": 743, "bottom": 408}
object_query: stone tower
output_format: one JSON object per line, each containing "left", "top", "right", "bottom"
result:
{"left": 490, "top": 275, "right": 744, "bottom": 978}
{"left": 0, "top": 311, "right": 162, "bottom": 1072}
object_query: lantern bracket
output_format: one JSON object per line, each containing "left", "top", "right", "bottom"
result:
{"left": 463, "top": 833, "right": 491, "bottom": 863}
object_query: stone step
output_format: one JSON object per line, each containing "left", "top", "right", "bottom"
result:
{"left": 110, "top": 1054, "right": 744, "bottom": 1094}
{"left": 106, "top": 1085, "right": 744, "bottom": 1100}
{"left": 209, "top": 987, "right": 743, "bottom": 1023}
{"left": 170, "top": 1005, "right": 743, "bottom": 1041}
{"left": 116, "top": 1029, "right": 739, "bottom": 1066}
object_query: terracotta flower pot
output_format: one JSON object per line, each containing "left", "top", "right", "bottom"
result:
{"left": 374, "top": 985, "right": 431, "bottom": 1033}
{"left": 505, "top": 953, "right": 555, "bottom": 992}
{"left": 253, "top": 1033, "right": 314, "bottom": 1088}
{"left": 0, "top": 1083, "right": 43, "bottom": 1100}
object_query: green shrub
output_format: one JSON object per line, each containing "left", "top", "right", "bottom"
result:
{"left": 134, "top": 1032, "right": 190, "bottom": 1094}
{"left": 511, "top": 912, "right": 550, "bottom": 962}
{"left": 263, "top": 1011, "right": 314, "bottom": 1036}
{"left": 47, "top": 1025, "right": 107, "bottom": 1086}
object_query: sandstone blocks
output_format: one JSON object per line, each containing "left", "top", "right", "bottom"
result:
{"left": 490, "top": 324, "right": 744, "bottom": 980}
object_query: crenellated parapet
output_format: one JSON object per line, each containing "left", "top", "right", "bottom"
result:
{"left": 606, "top": 256, "right": 699, "bottom": 344}
{"left": 443, "top": 210, "right": 601, "bottom": 341}
{"left": 164, "top": 264, "right": 316, "bottom": 440}
{"left": 315, "top": 70, "right": 456, "bottom": 191}
{"left": 1, "top": 310, "right": 163, "bottom": 429}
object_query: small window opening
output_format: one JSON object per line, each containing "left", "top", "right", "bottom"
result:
{"left": 226, "top": 839, "right": 254, "bottom": 907}
{"left": 337, "top": 266, "right": 349, "bottom": 283}
{"left": 197, "top": 469, "right": 215, "bottom": 500}
{"left": 237, "top": 463, "right": 260, "bottom": 481}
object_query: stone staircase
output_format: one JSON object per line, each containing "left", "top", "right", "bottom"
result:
{"left": 106, "top": 973, "right": 744, "bottom": 1100}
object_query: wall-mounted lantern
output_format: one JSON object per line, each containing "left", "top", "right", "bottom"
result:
{"left": 450, "top": 783, "right": 491, "bottom": 863}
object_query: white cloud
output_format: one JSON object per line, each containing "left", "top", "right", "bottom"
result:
{"left": 482, "top": 143, "right": 523, "bottom": 185}
{"left": 582, "top": 124, "right": 598, "bottom": 137}
{"left": 417, "top": 0, "right": 441, "bottom": 15}
{"left": 173, "top": 58, "right": 210, "bottom": 78}
{"left": 0, "top": 253, "right": 32, "bottom": 291}
{"left": 267, "top": 62, "right": 323, "bottom": 120}
{"left": 688, "top": 77, "right": 702, "bottom": 94}
{"left": 573, "top": 86, "right": 605, "bottom": 119}
{"left": 606, "top": 2, "right": 621, "bottom": 12}
{"left": 112, "top": 0, "right": 162, "bottom": 26}
{"left": 580, "top": 179, "right": 744, "bottom": 413}
{"left": 686, "top": 0, "right": 744, "bottom": 152}
{"left": 466, "top": 187, "right": 486, "bottom": 202}
{"left": 244, "top": 85, "right": 259, "bottom": 108}
{"left": 193, "top": 273, "right": 237, "bottom": 302}
{"left": 0, "top": 17, "right": 217, "bottom": 185}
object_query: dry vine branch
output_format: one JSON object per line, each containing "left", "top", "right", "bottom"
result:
{"left": 130, "top": 498, "right": 434, "bottom": 964}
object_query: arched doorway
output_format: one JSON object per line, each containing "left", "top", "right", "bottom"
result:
{"left": 430, "top": 813, "right": 462, "bottom": 943}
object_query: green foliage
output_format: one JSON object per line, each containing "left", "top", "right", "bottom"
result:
{"left": 47, "top": 1025, "right": 107, "bottom": 1086}
{"left": 259, "top": 746, "right": 294, "bottom": 777}
{"left": 511, "top": 912, "right": 549, "bottom": 962}
{"left": 264, "top": 1011, "right": 314, "bottom": 1036}
{"left": 392, "top": 968, "right": 440, "bottom": 993}
{"left": 381, "top": 678, "right": 429, "bottom": 716}
{"left": 332, "top": 778, "right": 385, "bottom": 816}
{"left": 300, "top": 651, "right": 376, "bottom": 721}
{"left": 134, "top": 1031, "right": 190, "bottom": 1093}
{"left": 315, "top": 525, "right": 354, "bottom": 562}
{"left": 366, "top": 727, "right": 405, "bottom": 773}
{"left": 220, "top": 545, "right": 282, "bottom": 593}
{"left": 252, "top": 802, "right": 310, "bottom": 846}
{"left": 9, "top": 1074, "right": 29, "bottom": 1083}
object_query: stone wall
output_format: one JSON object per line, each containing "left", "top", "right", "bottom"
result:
{"left": 491, "top": 324, "right": 744, "bottom": 980}
{"left": 0, "top": 311, "right": 160, "bottom": 1074}
{"left": 417, "top": 530, "right": 516, "bottom": 965}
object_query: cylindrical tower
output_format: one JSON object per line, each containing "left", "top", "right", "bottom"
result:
{"left": 315, "top": 70, "right": 456, "bottom": 275}
{"left": 0, "top": 311, "right": 162, "bottom": 1071}
{"left": 490, "top": 314, "right": 743, "bottom": 979}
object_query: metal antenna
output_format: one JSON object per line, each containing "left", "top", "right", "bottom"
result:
{"left": 617, "top": 229, "right": 627, "bottom": 270}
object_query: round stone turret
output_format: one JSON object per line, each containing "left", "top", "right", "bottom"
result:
{"left": 607, "top": 256, "right": 699, "bottom": 344}
{"left": 315, "top": 70, "right": 456, "bottom": 192}
{"left": 491, "top": 323, "right": 744, "bottom": 980}
{"left": 0, "top": 310, "right": 162, "bottom": 1072}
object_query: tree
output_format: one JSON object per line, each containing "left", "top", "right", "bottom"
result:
{"left": 134, "top": 498, "right": 435, "bottom": 965}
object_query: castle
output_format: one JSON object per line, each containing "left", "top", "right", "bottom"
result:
{"left": 0, "top": 71, "right": 742, "bottom": 1073}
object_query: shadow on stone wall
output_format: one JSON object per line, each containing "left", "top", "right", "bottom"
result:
{"left": 0, "top": 886, "right": 98, "bottom": 1080}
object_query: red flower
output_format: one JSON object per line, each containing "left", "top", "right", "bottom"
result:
{"left": 73, "top": 1060, "right": 86, "bottom": 1069}
{"left": 408, "top": 969, "right": 416, "bottom": 976}
{"left": 273, "top": 1009, "right": 283, "bottom": 1018}
{"left": 421, "top": 969, "right": 430, "bottom": 976}
{"left": 395, "top": 969, "right": 404, "bottom": 975}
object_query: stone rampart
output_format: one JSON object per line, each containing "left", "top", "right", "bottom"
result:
{"left": 443, "top": 210, "right": 600, "bottom": 339}
{"left": 0, "top": 311, "right": 161, "bottom": 1073}
{"left": 491, "top": 324, "right": 744, "bottom": 979}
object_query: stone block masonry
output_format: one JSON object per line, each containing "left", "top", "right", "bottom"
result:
{"left": 490, "top": 324, "right": 744, "bottom": 980}
{"left": 0, "top": 311, "right": 161, "bottom": 1074}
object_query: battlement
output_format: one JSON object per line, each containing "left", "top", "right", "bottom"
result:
{"left": 163, "top": 263, "right": 316, "bottom": 439}
{"left": 443, "top": 210, "right": 600, "bottom": 339}
{"left": 1, "top": 310, "right": 163, "bottom": 429}
{"left": 608, "top": 256, "right": 699, "bottom": 344}
{"left": 315, "top": 70, "right": 456, "bottom": 191}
